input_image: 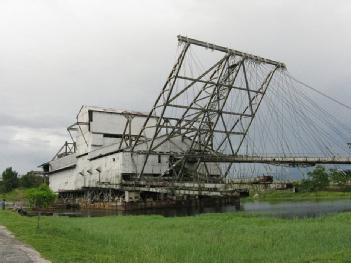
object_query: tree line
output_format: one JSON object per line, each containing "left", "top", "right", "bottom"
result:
{"left": 0, "top": 167, "right": 46, "bottom": 193}
{"left": 299, "top": 166, "right": 351, "bottom": 192}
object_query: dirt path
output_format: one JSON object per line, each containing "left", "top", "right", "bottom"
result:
{"left": 0, "top": 225, "right": 51, "bottom": 263}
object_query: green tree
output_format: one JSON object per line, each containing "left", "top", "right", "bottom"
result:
{"left": 300, "top": 166, "right": 330, "bottom": 192}
{"left": 26, "top": 184, "right": 56, "bottom": 229}
{"left": 308, "top": 166, "right": 330, "bottom": 190}
{"left": 330, "top": 169, "right": 351, "bottom": 185}
{"left": 19, "top": 171, "right": 44, "bottom": 188}
{"left": 26, "top": 184, "right": 56, "bottom": 209}
{"left": 1, "top": 167, "right": 18, "bottom": 193}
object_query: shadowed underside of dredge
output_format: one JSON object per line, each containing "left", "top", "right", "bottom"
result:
{"left": 40, "top": 36, "right": 351, "bottom": 210}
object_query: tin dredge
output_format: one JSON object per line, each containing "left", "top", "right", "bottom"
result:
{"left": 40, "top": 36, "right": 351, "bottom": 210}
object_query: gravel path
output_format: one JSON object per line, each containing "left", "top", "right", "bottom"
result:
{"left": 0, "top": 225, "right": 51, "bottom": 263}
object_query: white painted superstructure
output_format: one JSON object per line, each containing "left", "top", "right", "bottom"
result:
{"left": 41, "top": 106, "right": 221, "bottom": 193}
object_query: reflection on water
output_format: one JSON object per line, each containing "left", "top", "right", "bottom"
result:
{"left": 240, "top": 199, "right": 351, "bottom": 218}
{"left": 52, "top": 199, "right": 351, "bottom": 218}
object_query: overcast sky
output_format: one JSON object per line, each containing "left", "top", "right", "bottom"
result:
{"left": 0, "top": 0, "right": 351, "bottom": 174}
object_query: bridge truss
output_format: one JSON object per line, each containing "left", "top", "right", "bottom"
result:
{"left": 120, "top": 36, "right": 351, "bottom": 182}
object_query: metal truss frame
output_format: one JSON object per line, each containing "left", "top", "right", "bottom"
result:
{"left": 120, "top": 36, "right": 287, "bottom": 181}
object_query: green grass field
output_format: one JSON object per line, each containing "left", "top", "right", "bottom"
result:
{"left": 0, "top": 210, "right": 351, "bottom": 263}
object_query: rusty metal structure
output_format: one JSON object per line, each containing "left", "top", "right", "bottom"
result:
{"left": 42, "top": 36, "right": 351, "bottom": 209}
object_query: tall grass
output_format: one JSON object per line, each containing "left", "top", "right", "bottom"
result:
{"left": 0, "top": 210, "right": 350, "bottom": 262}
{"left": 0, "top": 188, "right": 28, "bottom": 202}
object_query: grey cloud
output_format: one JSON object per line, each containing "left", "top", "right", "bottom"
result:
{"left": 0, "top": 0, "right": 350, "bottom": 173}
{"left": 0, "top": 126, "right": 67, "bottom": 173}
{"left": 0, "top": 113, "right": 70, "bottom": 129}
{"left": 0, "top": 141, "right": 52, "bottom": 174}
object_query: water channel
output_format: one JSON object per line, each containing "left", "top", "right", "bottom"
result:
{"left": 50, "top": 199, "right": 351, "bottom": 219}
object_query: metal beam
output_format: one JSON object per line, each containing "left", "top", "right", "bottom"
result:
{"left": 177, "top": 35, "right": 286, "bottom": 69}
{"left": 152, "top": 125, "right": 245, "bottom": 135}
{"left": 193, "top": 155, "right": 351, "bottom": 165}
{"left": 165, "top": 104, "right": 253, "bottom": 117}
{"left": 176, "top": 76, "right": 264, "bottom": 94}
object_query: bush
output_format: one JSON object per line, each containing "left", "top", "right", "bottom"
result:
{"left": 1, "top": 167, "right": 18, "bottom": 193}
{"left": 299, "top": 179, "right": 315, "bottom": 192}
{"left": 26, "top": 184, "right": 56, "bottom": 209}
